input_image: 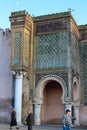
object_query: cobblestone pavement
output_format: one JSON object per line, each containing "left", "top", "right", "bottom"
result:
{"left": 0, "top": 124, "right": 87, "bottom": 130}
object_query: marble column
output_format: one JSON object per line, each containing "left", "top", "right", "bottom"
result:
{"left": 14, "top": 71, "right": 23, "bottom": 124}
{"left": 65, "top": 103, "right": 72, "bottom": 124}
{"left": 65, "top": 104, "right": 72, "bottom": 112}
{"left": 73, "top": 106, "right": 80, "bottom": 125}
{"left": 34, "top": 104, "right": 41, "bottom": 125}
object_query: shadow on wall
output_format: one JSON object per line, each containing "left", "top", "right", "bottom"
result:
{"left": 79, "top": 104, "right": 87, "bottom": 125}
{"left": 0, "top": 99, "right": 13, "bottom": 123}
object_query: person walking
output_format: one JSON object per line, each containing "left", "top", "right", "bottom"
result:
{"left": 10, "top": 109, "right": 19, "bottom": 129}
{"left": 62, "top": 109, "right": 76, "bottom": 130}
{"left": 26, "top": 110, "right": 33, "bottom": 130}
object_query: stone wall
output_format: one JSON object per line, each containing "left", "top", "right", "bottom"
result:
{"left": 0, "top": 28, "right": 13, "bottom": 123}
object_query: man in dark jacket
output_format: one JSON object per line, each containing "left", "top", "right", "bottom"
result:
{"left": 26, "top": 110, "right": 33, "bottom": 130}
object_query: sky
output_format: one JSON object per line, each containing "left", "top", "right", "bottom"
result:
{"left": 0, "top": 0, "right": 87, "bottom": 29}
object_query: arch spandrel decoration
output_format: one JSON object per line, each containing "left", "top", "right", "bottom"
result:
{"left": 34, "top": 74, "right": 68, "bottom": 104}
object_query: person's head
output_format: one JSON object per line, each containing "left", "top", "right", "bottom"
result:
{"left": 27, "top": 110, "right": 31, "bottom": 114}
{"left": 65, "top": 109, "right": 71, "bottom": 116}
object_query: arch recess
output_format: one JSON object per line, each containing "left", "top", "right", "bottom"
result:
{"left": 73, "top": 76, "right": 80, "bottom": 102}
{"left": 34, "top": 74, "right": 67, "bottom": 104}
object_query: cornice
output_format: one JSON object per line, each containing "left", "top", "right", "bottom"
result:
{"left": 35, "top": 68, "right": 68, "bottom": 74}
{"left": 9, "top": 10, "right": 33, "bottom": 21}
{"left": 33, "top": 11, "right": 71, "bottom": 21}
{"left": 79, "top": 24, "right": 87, "bottom": 31}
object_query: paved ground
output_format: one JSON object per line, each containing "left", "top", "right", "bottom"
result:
{"left": 0, "top": 123, "right": 87, "bottom": 130}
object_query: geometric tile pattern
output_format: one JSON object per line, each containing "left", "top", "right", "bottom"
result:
{"left": 13, "top": 32, "right": 22, "bottom": 65}
{"left": 23, "top": 33, "right": 29, "bottom": 67}
{"left": 81, "top": 43, "right": 87, "bottom": 104}
{"left": 71, "top": 34, "right": 79, "bottom": 72}
{"left": 35, "top": 32, "right": 68, "bottom": 70}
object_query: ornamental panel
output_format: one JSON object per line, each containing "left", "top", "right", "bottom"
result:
{"left": 13, "top": 32, "right": 22, "bottom": 65}
{"left": 71, "top": 34, "right": 79, "bottom": 72}
{"left": 81, "top": 43, "right": 87, "bottom": 104}
{"left": 23, "top": 33, "right": 29, "bottom": 67}
{"left": 35, "top": 72, "right": 68, "bottom": 95}
{"left": 35, "top": 32, "right": 68, "bottom": 70}
{"left": 36, "top": 21, "right": 67, "bottom": 33}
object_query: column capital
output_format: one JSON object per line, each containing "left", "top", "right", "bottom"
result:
{"left": 12, "top": 70, "right": 16, "bottom": 75}
{"left": 12, "top": 70, "right": 26, "bottom": 76}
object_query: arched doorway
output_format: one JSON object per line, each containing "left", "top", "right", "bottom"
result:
{"left": 34, "top": 75, "right": 67, "bottom": 125}
{"left": 41, "top": 80, "right": 64, "bottom": 124}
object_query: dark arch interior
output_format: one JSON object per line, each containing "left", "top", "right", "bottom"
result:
{"left": 41, "top": 80, "right": 64, "bottom": 125}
